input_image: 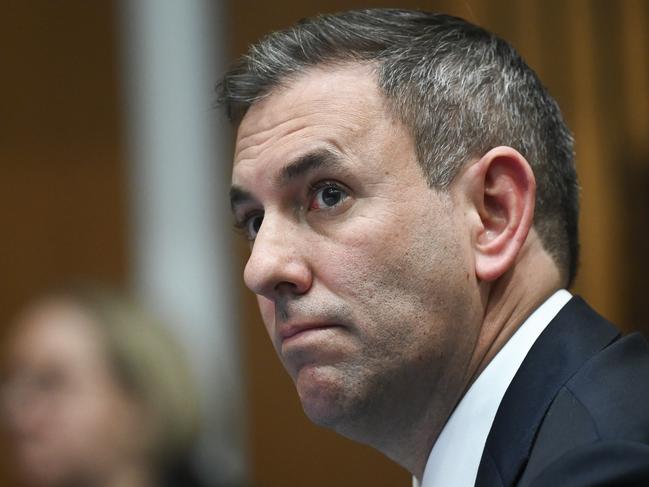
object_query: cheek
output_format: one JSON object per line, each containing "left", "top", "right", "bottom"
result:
{"left": 324, "top": 213, "right": 432, "bottom": 299}
{"left": 76, "top": 392, "right": 143, "bottom": 471}
{"left": 257, "top": 296, "right": 276, "bottom": 334}
{"left": 14, "top": 389, "right": 124, "bottom": 481}
{"left": 323, "top": 210, "right": 469, "bottom": 342}
{"left": 56, "top": 391, "right": 117, "bottom": 449}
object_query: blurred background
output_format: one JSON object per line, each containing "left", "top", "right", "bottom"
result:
{"left": 0, "top": 1, "right": 647, "bottom": 486}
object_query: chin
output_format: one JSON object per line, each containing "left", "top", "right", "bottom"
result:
{"left": 295, "top": 364, "right": 356, "bottom": 429}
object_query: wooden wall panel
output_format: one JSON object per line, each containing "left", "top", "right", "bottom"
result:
{"left": 0, "top": 0, "right": 127, "bottom": 307}
{"left": 0, "top": 2, "right": 126, "bottom": 484}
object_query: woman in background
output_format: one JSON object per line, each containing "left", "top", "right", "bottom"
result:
{"left": 0, "top": 285, "right": 204, "bottom": 487}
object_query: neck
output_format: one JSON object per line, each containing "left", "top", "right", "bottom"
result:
{"left": 466, "top": 241, "right": 563, "bottom": 388}
{"left": 342, "top": 357, "right": 471, "bottom": 479}
{"left": 395, "top": 236, "right": 563, "bottom": 480}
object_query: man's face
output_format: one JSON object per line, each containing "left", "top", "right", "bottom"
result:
{"left": 231, "top": 65, "right": 481, "bottom": 438}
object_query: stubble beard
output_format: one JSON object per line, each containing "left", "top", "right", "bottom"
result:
{"left": 291, "top": 316, "right": 447, "bottom": 455}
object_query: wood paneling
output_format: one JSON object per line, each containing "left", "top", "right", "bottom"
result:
{"left": 0, "top": 2, "right": 126, "bottom": 484}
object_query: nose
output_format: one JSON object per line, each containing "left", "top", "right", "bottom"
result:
{"left": 243, "top": 215, "right": 312, "bottom": 299}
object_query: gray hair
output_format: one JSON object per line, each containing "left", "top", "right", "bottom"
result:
{"left": 218, "top": 8, "right": 579, "bottom": 285}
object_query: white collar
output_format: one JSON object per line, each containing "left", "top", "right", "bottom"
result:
{"left": 414, "top": 290, "right": 572, "bottom": 487}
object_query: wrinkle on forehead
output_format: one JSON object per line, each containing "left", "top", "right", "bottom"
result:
{"left": 233, "top": 64, "right": 386, "bottom": 166}
{"left": 235, "top": 113, "right": 352, "bottom": 164}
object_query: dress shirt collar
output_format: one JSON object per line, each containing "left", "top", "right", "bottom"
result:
{"left": 414, "top": 289, "right": 572, "bottom": 487}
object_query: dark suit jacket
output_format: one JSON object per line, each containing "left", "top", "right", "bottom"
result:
{"left": 475, "top": 296, "right": 649, "bottom": 487}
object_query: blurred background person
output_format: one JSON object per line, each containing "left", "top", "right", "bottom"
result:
{"left": 0, "top": 285, "right": 205, "bottom": 487}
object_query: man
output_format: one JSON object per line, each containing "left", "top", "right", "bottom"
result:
{"left": 220, "top": 9, "right": 649, "bottom": 486}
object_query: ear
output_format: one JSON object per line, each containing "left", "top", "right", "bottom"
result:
{"left": 460, "top": 146, "right": 536, "bottom": 282}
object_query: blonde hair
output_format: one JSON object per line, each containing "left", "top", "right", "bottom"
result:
{"left": 38, "top": 284, "right": 201, "bottom": 464}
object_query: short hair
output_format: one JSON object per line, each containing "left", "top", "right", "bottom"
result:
{"left": 218, "top": 8, "right": 580, "bottom": 285}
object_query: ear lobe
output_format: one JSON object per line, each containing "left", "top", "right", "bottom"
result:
{"left": 470, "top": 147, "right": 536, "bottom": 282}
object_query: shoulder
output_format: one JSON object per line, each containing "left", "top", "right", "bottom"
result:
{"left": 526, "top": 440, "right": 649, "bottom": 487}
{"left": 521, "top": 332, "right": 649, "bottom": 486}
{"left": 478, "top": 297, "right": 649, "bottom": 487}
{"left": 566, "top": 331, "right": 649, "bottom": 441}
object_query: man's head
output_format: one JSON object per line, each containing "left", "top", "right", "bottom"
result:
{"left": 221, "top": 9, "right": 579, "bottom": 285}
{"left": 222, "top": 9, "right": 578, "bottom": 474}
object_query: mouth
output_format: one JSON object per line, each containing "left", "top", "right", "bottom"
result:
{"left": 279, "top": 323, "right": 342, "bottom": 345}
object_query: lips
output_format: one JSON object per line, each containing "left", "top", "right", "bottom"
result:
{"left": 279, "top": 323, "right": 339, "bottom": 344}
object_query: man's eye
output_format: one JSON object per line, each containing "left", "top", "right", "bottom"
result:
{"left": 244, "top": 214, "right": 263, "bottom": 240}
{"left": 310, "top": 184, "right": 348, "bottom": 210}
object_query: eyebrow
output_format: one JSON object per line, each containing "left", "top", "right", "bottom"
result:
{"left": 230, "top": 148, "right": 344, "bottom": 213}
{"left": 229, "top": 186, "right": 254, "bottom": 212}
{"left": 277, "top": 148, "right": 342, "bottom": 185}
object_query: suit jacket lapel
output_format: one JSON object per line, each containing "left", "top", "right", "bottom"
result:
{"left": 475, "top": 297, "right": 620, "bottom": 487}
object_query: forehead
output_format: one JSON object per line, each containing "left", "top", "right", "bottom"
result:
{"left": 8, "top": 301, "right": 103, "bottom": 366}
{"left": 233, "top": 64, "right": 387, "bottom": 171}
